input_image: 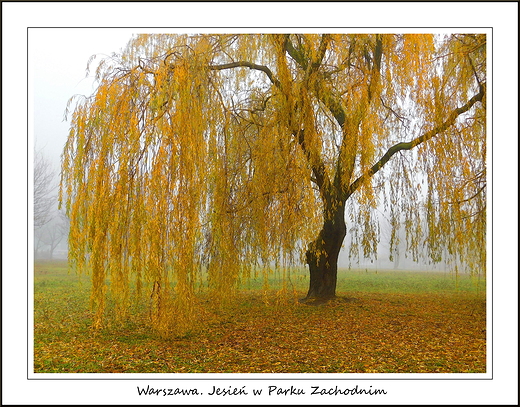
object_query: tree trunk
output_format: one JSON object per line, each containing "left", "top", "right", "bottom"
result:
{"left": 302, "top": 200, "right": 346, "bottom": 303}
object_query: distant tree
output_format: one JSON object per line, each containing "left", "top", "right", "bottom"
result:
{"left": 61, "top": 34, "right": 486, "bottom": 333}
{"left": 34, "top": 147, "right": 55, "bottom": 230}
{"left": 40, "top": 213, "right": 67, "bottom": 259}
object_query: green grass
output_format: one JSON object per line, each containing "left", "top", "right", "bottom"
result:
{"left": 235, "top": 265, "right": 484, "bottom": 294}
{"left": 337, "top": 268, "right": 485, "bottom": 294}
{"left": 33, "top": 260, "right": 486, "bottom": 373}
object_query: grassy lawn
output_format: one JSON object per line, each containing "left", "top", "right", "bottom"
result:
{"left": 33, "top": 260, "right": 486, "bottom": 373}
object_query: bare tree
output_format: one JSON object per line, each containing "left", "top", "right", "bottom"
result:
{"left": 39, "top": 223, "right": 62, "bottom": 259}
{"left": 34, "top": 147, "right": 55, "bottom": 229}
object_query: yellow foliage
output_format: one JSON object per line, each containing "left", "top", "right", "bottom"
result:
{"left": 60, "top": 33, "right": 486, "bottom": 336}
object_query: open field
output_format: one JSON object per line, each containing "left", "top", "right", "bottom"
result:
{"left": 34, "top": 260, "right": 486, "bottom": 373}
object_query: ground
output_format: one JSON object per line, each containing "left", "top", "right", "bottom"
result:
{"left": 34, "top": 260, "right": 486, "bottom": 373}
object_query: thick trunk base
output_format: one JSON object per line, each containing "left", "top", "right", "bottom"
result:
{"left": 302, "top": 203, "right": 346, "bottom": 304}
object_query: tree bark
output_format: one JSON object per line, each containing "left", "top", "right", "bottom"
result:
{"left": 302, "top": 199, "right": 346, "bottom": 303}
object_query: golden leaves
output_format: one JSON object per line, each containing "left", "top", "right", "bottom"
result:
{"left": 61, "top": 33, "right": 486, "bottom": 336}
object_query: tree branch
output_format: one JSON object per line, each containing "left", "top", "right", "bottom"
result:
{"left": 208, "top": 61, "right": 281, "bottom": 88}
{"left": 294, "top": 128, "right": 332, "bottom": 204}
{"left": 208, "top": 55, "right": 333, "bottom": 202}
{"left": 285, "top": 37, "right": 347, "bottom": 129}
{"left": 344, "top": 83, "right": 486, "bottom": 199}
{"left": 310, "top": 34, "right": 331, "bottom": 74}
{"left": 284, "top": 36, "right": 308, "bottom": 70}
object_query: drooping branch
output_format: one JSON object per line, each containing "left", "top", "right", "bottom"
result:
{"left": 294, "top": 129, "right": 331, "bottom": 199}
{"left": 285, "top": 36, "right": 347, "bottom": 129}
{"left": 344, "top": 83, "right": 486, "bottom": 199}
{"left": 284, "top": 36, "right": 309, "bottom": 70}
{"left": 367, "top": 34, "right": 383, "bottom": 100}
{"left": 448, "top": 184, "right": 486, "bottom": 206}
{"left": 208, "top": 61, "right": 281, "bottom": 89}
{"left": 310, "top": 34, "right": 331, "bottom": 75}
{"left": 208, "top": 53, "right": 333, "bottom": 203}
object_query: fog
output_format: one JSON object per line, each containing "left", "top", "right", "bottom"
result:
{"left": 31, "top": 29, "right": 135, "bottom": 169}
{"left": 30, "top": 29, "right": 135, "bottom": 260}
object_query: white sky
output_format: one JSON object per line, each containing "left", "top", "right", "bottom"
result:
{"left": 2, "top": 2, "right": 518, "bottom": 406}
{"left": 30, "top": 28, "right": 135, "bottom": 168}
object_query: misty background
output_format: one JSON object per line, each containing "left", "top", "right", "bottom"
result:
{"left": 31, "top": 29, "right": 134, "bottom": 260}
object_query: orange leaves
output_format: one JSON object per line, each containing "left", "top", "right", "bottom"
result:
{"left": 61, "top": 33, "right": 487, "bottom": 337}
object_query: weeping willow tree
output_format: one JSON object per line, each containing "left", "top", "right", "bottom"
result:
{"left": 60, "top": 33, "right": 486, "bottom": 333}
